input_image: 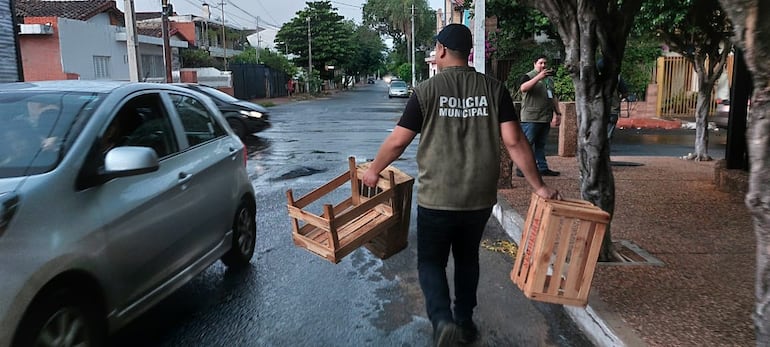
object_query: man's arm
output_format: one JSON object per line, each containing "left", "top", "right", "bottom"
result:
{"left": 500, "top": 121, "right": 560, "bottom": 199}
{"left": 519, "top": 69, "right": 549, "bottom": 93}
{"left": 362, "top": 125, "right": 417, "bottom": 187}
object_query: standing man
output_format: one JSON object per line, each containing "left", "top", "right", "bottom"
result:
{"left": 362, "top": 24, "right": 560, "bottom": 347}
{"left": 516, "top": 55, "right": 561, "bottom": 177}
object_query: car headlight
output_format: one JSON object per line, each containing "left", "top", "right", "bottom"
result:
{"left": 0, "top": 192, "right": 20, "bottom": 237}
{"left": 239, "top": 110, "right": 263, "bottom": 119}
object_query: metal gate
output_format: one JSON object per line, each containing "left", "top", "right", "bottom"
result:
{"left": 654, "top": 55, "right": 734, "bottom": 118}
{"left": 0, "top": 0, "right": 21, "bottom": 82}
{"left": 230, "top": 63, "right": 289, "bottom": 100}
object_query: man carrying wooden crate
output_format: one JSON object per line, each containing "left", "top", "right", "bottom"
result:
{"left": 362, "top": 23, "right": 561, "bottom": 347}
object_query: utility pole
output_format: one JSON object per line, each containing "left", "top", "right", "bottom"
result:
{"left": 256, "top": 16, "right": 260, "bottom": 64}
{"left": 307, "top": 16, "right": 312, "bottom": 93}
{"left": 123, "top": 0, "right": 140, "bottom": 81}
{"left": 161, "top": 0, "right": 173, "bottom": 82}
{"left": 411, "top": 3, "right": 415, "bottom": 87}
{"left": 473, "top": 0, "right": 485, "bottom": 73}
{"left": 220, "top": 0, "right": 227, "bottom": 70}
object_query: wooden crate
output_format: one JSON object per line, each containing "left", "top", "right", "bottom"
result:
{"left": 286, "top": 157, "right": 413, "bottom": 263}
{"left": 358, "top": 162, "right": 414, "bottom": 259}
{"left": 510, "top": 193, "right": 610, "bottom": 307}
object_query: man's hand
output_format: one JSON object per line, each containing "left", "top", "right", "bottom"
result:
{"left": 362, "top": 168, "right": 380, "bottom": 188}
{"left": 534, "top": 186, "right": 561, "bottom": 200}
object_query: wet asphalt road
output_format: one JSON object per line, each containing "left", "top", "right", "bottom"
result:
{"left": 110, "top": 81, "right": 734, "bottom": 346}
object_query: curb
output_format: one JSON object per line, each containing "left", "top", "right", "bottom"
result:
{"left": 492, "top": 194, "right": 648, "bottom": 347}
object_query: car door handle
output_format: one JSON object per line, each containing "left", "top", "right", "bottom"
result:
{"left": 178, "top": 172, "right": 193, "bottom": 185}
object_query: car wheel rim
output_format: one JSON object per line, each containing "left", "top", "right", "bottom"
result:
{"left": 35, "top": 307, "right": 90, "bottom": 347}
{"left": 235, "top": 207, "right": 254, "bottom": 255}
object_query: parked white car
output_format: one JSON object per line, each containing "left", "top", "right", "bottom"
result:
{"left": 0, "top": 81, "right": 257, "bottom": 347}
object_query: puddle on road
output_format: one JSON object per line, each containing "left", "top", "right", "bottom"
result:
{"left": 270, "top": 166, "right": 327, "bottom": 181}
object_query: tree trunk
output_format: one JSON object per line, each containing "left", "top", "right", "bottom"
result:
{"left": 575, "top": 83, "right": 617, "bottom": 261}
{"left": 520, "top": 0, "right": 642, "bottom": 260}
{"left": 717, "top": 1, "right": 770, "bottom": 344}
{"left": 691, "top": 87, "right": 713, "bottom": 161}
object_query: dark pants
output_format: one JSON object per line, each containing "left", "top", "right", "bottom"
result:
{"left": 520, "top": 122, "right": 551, "bottom": 171}
{"left": 417, "top": 206, "right": 492, "bottom": 328}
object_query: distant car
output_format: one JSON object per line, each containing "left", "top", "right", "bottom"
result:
{"left": 175, "top": 83, "right": 270, "bottom": 139}
{"left": 714, "top": 99, "right": 730, "bottom": 128}
{"left": 0, "top": 80, "right": 257, "bottom": 347}
{"left": 388, "top": 80, "right": 410, "bottom": 99}
{"left": 367, "top": 78, "right": 376, "bottom": 84}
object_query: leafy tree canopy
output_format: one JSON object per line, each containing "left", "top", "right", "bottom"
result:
{"left": 342, "top": 23, "right": 387, "bottom": 77}
{"left": 635, "top": 0, "right": 732, "bottom": 65}
{"left": 274, "top": 1, "right": 354, "bottom": 78}
{"left": 362, "top": 0, "right": 436, "bottom": 56}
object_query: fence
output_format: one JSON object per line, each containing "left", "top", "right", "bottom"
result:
{"left": 653, "top": 54, "right": 734, "bottom": 118}
{"left": 230, "top": 63, "right": 289, "bottom": 100}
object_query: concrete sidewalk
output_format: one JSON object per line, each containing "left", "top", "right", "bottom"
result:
{"left": 492, "top": 156, "right": 754, "bottom": 346}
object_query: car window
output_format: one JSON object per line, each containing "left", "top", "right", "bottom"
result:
{"left": 391, "top": 81, "right": 407, "bottom": 88}
{"left": 106, "top": 94, "right": 179, "bottom": 158}
{"left": 199, "top": 85, "right": 240, "bottom": 103}
{"left": 0, "top": 91, "right": 102, "bottom": 177}
{"left": 169, "top": 93, "right": 227, "bottom": 146}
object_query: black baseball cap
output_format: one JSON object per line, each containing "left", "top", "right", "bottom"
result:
{"left": 434, "top": 24, "right": 472, "bottom": 52}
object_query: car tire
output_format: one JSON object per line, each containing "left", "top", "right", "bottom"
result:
{"left": 221, "top": 199, "right": 256, "bottom": 268}
{"left": 227, "top": 117, "right": 248, "bottom": 139}
{"left": 13, "top": 287, "right": 105, "bottom": 347}
{"left": 388, "top": 95, "right": 392, "bottom": 99}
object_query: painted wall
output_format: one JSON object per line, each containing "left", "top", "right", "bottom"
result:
{"left": 58, "top": 15, "right": 130, "bottom": 80}
{"left": 20, "top": 16, "right": 66, "bottom": 81}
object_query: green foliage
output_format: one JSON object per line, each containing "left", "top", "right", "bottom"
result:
{"left": 180, "top": 48, "right": 219, "bottom": 69}
{"left": 275, "top": 1, "right": 354, "bottom": 80}
{"left": 229, "top": 47, "right": 257, "bottom": 64}
{"left": 486, "top": 0, "right": 557, "bottom": 58}
{"left": 634, "top": 0, "right": 732, "bottom": 64}
{"left": 552, "top": 66, "right": 574, "bottom": 102}
{"left": 396, "top": 63, "right": 411, "bottom": 82}
{"left": 620, "top": 36, "right": 662, "bottom": 100}
{"left": 342, "top": 22, "right": 386, "bottom": 77}
{"left": 362, "top": 0, "right": 435, "bottom": 65}
{"left": 229, "top": 47, "right": 298, "bottom": 77}
{"left": 260, "top": 49, "right": 299, "bottom": 76}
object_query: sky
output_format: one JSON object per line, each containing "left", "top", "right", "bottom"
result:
{"left": 117, "top": 0, "right": 447, "bottom": 49}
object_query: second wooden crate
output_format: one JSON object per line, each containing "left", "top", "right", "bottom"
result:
{"left": 510, "top": 193, "right": 610, "bottom": 307}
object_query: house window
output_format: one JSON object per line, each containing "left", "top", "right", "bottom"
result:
{"left": 93, "top": 56, "right": 111, "bottom": 79}
{"left": 141, "top": 54, "right": 165, "bottom": 79}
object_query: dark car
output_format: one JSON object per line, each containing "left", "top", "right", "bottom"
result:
{"left": 714, "top": 99, "right": 730, "bottom": 129}
{"left": 176, "top": 83, "right": 270, "bottom": 138}
{"left": 367, "top": 78, "right": 376, "bottom": 84}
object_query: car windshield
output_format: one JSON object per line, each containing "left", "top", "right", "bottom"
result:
{"left": 198, "top": 85, "right": 240, "bottom": 103}
{"left": 391, "top": 81, "right": 407, "bottom": 88}
{"left": 0, "top": 91, "right": 103, "bottom": 177}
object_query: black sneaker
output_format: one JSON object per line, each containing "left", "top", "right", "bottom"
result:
{"left": 539, "top": 169, "right": 560, "bottom": 176}
{"left": 433, "top": 321, "right": 460, "bottom": 347}
{"left": 457, "top": 320, "right": 479, "bottom": 344}
{"left": 515, "top": 169, "right": 524, "bottom": 177}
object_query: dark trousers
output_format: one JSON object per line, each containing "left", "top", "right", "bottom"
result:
{"left": 520, "top": 122, "right": 551, "bottom": 171}
{"left": 417, "top": 206, "right": 492, "bottom": 328}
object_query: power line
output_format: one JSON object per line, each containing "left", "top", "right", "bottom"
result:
{"left": 252, "top": 0, "right": 280, "bottom": 27}
{"left": 330, "top": 1, "right": 362, "bottom": 9}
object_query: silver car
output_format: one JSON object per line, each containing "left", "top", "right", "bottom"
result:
{"left": 0, "top": 81, "right": 256, "bottom": 346}
{"left": 388, "top": 80, "right": 410, "bottom": 98}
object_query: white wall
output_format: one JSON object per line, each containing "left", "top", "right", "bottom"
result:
{"left": 58, "top": 15, "right": 130, "bottom": 80}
